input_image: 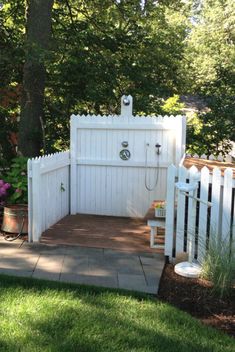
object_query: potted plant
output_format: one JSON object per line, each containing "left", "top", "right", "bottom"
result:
{"left": 0, "top": 179, "right": 11, "bottom": 219}
{"left": 1, "top": 157, "right": 28, "bottom": 239}
{"left": 155, "top": 202, "right": 166, "bottom": 218}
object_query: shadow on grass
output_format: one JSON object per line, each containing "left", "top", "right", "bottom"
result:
{"left": 0, "top": 274, "right": 233, "bottom": 352}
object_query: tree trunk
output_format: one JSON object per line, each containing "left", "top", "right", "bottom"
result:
{"left": 19, "top": 0, "right": 54, "bottom": 157}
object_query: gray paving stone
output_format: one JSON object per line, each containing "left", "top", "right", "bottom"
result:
{"left": 106, "top": 256, "right": 140, "bottom": 267}
{"left": 36, "top": 254, "right": 64, "bottom": 272}
{"left": 21, "top": 242, "right": 62, "bottom": 252}
{"left": 0, "top": 237, "right": 23, "bottom": 247}
{"left": 62, "top": 255, "right": 89, "bottom": 274}
{"left": 0, "top": 241, "right": 165, "bottom": 294}
{"left": 118, "top": 273, "right": 147, "bottom": 291}
{"left": 0, "top": 268, "right": 32, "bottom": 277}
{"left": 0, "top": 255, "right": 38, "bottom": 271}
{"left": 88, "top": 267, "right": 116, "bottom": 276}
{"left": 66, "top": 247, "right": 104, "bottom": 256}
{"left": 32, "top": 270, "right": 60, "bottom": 281}
{"left": 0, "top": 247, "right": 25, "bottom": 257}
{"left": 89, "top": 256, "right": 142, "bottom": 275}
{"left": 103, "top": 249, "right": 140, "bottom": 259}
{"left": 116, "top": 266, "right": 143, "bottom": 275}
{"left": 144, "top": 274, "right": 160, "bottom": 287}
{"left": 61, "top": 273, "right": 118, "bottom": 288}
{"left": 144, "top": 286, "right": 158, "bottom": 294}
{"left": 142, "top": 264, "right": 164, "bottom": 276}
{"left": 140, "top": 255, "right": 165, "bottom": 266}
{"left": 39, "top": 247, "right": 68, "bottom": 255}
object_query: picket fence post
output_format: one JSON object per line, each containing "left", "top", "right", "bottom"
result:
{"left": 210, "top": 167, "right": 221, "bottom": 241}
{"left": 165, "top": 164, "right": 177, "bottom": 259}
{"left": 27, "top": 159, "right": 33, "bottom": 242}
{"left": 221, "top": 168, "right": 233, "bottom": 241}
{"left": 187, "top": 166, "right": 198, "bottom": 262}
{"left": 175, "top": 166, "right": 187, "bottom": 255}
{"left": 70, "top": 115, "right": 78, "bottom": 215}
{"left": 197, "top": 166, "right": 210, "bottom": 263}
{"left": 31, "top": 158, "right": 42, "bottom": 242}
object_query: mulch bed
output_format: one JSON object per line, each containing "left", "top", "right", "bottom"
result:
{"left": 158, "top": 264, "right": 235, "bottom": 338}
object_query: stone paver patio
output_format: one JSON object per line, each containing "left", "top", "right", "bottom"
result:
{"left": 0, "top": 237, "right": 165, "bottom": 294}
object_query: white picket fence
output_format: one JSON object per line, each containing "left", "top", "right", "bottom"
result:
{"left": 165, "top": 165, "right": 235, "bottom": 262}
{"left": 186, "top": 152, "right": 234, "bottom": 163}
{"left": 27, "top": 151, "right": 70, "bottom": 242}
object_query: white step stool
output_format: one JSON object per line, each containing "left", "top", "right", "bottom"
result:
{"left": 147, "top": 218, "right": 165, "bottom": 249}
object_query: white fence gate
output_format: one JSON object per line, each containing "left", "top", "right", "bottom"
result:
{"left": 165, "top": 165, "right": 235, "bottom": 262}
{"left": 28, "top": 151, "right": 70, "bottom": 241}
{"left": 70, "top": 96, "right": 186, "bottom": 217}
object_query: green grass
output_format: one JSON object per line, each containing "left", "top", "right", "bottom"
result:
{"left": 0, "top": 275, "right": 234, "bottom": 352}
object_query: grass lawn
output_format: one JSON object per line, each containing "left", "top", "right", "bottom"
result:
{"left": 0, "top": 275, "right": 234, "bottom": 352}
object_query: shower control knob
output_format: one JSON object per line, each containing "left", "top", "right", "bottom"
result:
{"left": 120, "top": 149, "right": 131, "bottom": 160}
{"left": 121, "top": 141, "right": 128, "bottom": 148}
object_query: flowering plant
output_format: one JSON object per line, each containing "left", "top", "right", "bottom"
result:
{"left": 155, "top": 201, "right": 166, "bottom": 209}
{"left": 0, "top": 180, "right": 11, "bottom": 206}
{"left": 3, "top": 157, "right": 28, "bottom": 205}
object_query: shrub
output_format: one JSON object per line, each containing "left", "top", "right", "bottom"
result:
{"left": 161, "top": 95, "right": 185, "bottom": 115}
{"left": 200, "top": 235, "right": 235, "bottom": 298}
{"left": 5, "top": 157, "right": 28, "bottom": 204}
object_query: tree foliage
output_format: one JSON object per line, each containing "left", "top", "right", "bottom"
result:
{"left": 182, "top": 0, "right": 235, "bottom": 156}
{"left": 0, "top": 0, "right": 234, "bottom": 159}
{"left": 44, "top": 0, "right": 189, "bottom": 151}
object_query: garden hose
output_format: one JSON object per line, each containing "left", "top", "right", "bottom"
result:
{"left": 144, "top": 144, "right": 160, "bottom": 191}
{"left": 3, "top": 217, "right": 25, "bottom": 242}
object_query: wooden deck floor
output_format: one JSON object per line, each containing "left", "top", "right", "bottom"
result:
{"left": 41, "top": 214, "right": 164, "bottom": 254}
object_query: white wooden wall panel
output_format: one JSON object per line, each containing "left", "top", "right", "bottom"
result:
{"left": 28, "top": 151, "right": 70, "bottom": 242}
{"left": 71, "top": 96, "right": 185, "bottom": 218}
{"left": 76, "top": 165, "right": 167, "bottom": 217}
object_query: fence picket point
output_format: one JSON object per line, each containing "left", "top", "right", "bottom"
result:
{"left": 175, "top": 166, "right": 187, "bottom": 255}
{"left": 198, "top": 166, "right": 210, "bottom": 263}
{"left": 210, "top": 167, "right": 221, "bottom": 240}
{"left": 221, "top": 168, "right": 233, "bottom": 240}
{"left": 165, "top": 164, "right": 177, "bottom": 258}
{"left": 186, "top": 166, "right": 198, "bottom": 262}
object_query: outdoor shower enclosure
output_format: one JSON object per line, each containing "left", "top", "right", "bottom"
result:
{"left": 70, "top": 96, "right": 186, "bottom": 217}
{"left": 28, "top": 96, "right": 186, "bottom": 241}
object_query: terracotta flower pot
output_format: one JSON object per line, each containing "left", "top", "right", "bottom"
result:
{"left": 1, "top": 204, "right": 28, "bottom": 234}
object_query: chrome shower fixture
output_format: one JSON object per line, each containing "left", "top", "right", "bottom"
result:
{"left": 155, "top": 143, "right": 161, "bottom": 155}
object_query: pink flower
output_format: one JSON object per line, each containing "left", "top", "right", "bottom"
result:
{"left": 0, "top": 180, "right": 4, "bottom": 187}
{"left": 15, "top": 189, "right": 22, "bottom": 194}
{"left": 3, "top": 183, "right": 10, "bottom": 190}
{"left": 0, "top": 188, "right": 6, "bottom": 196}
